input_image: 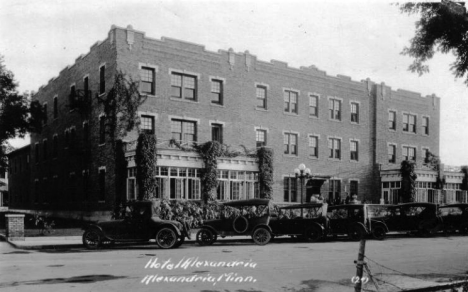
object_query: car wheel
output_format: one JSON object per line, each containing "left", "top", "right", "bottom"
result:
{"left": 196, "top": 228, "right": 215, "bottom": 246}
{"left": 348, "top": 225, "right": 366, "bottom": 241}
{"left": 174, "top": 236, "right": 185, "bottom": 248}
{"left": 102, "top": 240, "right": 115, "bottom": 248}
{"left": 304, "top": 226, "right": 322, "bottom": 242}
{"left": 156, "top": 227, "right": 177, "bottom": 249}
{"left": 459, "top": 224, "right": 468, "bottom": 235}
{"left": 252, "top": 227, "right": 271, "bottom": 246}
{"left": 82, "top": 229, "right": 102, "bottom": 250}
{"left": 233, "top": 216, "right": 249, "bottom": 233}
{"left": 372, "top": 226, "right": 386, "bottom": 240}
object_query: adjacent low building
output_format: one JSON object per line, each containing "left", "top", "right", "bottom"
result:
{"left": 7, "top": 25, "right": 467, "bottom": 219}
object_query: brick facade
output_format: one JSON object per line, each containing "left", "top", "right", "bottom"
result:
{"left": 7, "top": 25, "right": 446, "bottom": 217}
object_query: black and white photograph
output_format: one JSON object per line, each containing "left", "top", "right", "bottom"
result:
{"left": 1, "top": 0, "right": 468, "bottom": 291}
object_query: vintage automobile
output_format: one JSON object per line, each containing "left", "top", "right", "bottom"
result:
{"left": 437, "top": 203, "right": 468, "bottom": 234}
{"left": 82, "top": 201, "right": 190, "bottom": 249}
{"left": 327, "top": 204, "right": 389, "bottom": 240}
{"left": 372, "top": 202, "right": 441, "bottom": 236}
{"left": 269, "top": 203, "right": 329, "bottom": 242}
{"left": 196, "top": 199, "right": 274, "bottom": 246}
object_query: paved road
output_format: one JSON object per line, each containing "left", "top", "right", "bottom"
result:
{"left": 1, "top": 235, "right": 468, "bottom": 292}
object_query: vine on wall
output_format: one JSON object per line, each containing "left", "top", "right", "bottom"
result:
{"left": 400, "top": 160, "right": 418, "bottom": 203}
{"left": 135, "top": 133, "right": 158, "bottom": 200}
{"left": 257, "top": 147, "right": 274, "bottom": 199}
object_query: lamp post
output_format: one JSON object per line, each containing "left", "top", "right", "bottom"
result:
{"left": 294, "top": 163, "right": 311, "bottom": 217}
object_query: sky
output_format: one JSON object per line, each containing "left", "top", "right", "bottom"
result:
{"left": 1, "top": 0, "right": 467, "bottom": 166}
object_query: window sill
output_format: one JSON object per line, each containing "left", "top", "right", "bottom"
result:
{"left": 402, "top": 131, "right": 417, "bottom": 135}
{"left": 210, "top": 103, "right": 225, "bottom": 108}
{"left": 283, "top": 154, "right": 299, "bottom": 158}
{"left": 98, "top": 143, "right": 106, "bottom": 147}
{"left": 170, "top": 97, "right": 198, "bottom": 103}
{"left": 140, "top": 93, "right": 157, "bottom": 98}
{"left": 349, "top": 160, "right": 359, "bottom": 163}
{"left": 350, "top": 122, "right": 360, "bottom": 125}
{"left": 422, "top": 134, "right": 429, "bottom": 137}
{"left": 255, "top": 107, "right": 268, "bottom": 112}
{"left": 388, "top": 129, "right": 396, "bottom": 132}
{"left": 327, "top": 158, "right": 341, "bottom": 162}
{"left": 328, "top": 119, "right": 342, "bottom": 123}
{"left": 309, "top": 115, "right": 319, "bottom": 119}
{"left": 308, "top": 156, "right": 319, "bottom": 160}
{"left": 283, "top": 112, "right": 299, "bottom": 117}
{"left": 99, "top": 92, "right": 106, "bottom": 97}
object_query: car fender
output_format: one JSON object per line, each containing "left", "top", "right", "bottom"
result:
{"left": 371, "top": 221, "right": 389, "bottom": 233}
{"left": 251, "top": 224, "right": 272, "bottom": 235}
{"left": 83, "top": 224, "right": 109, "bottom": 240}
{"left": 199, "top": 225, "right": 218, "bottom": 236}
{"left": 306, "top": 222, "right": 325, "bottom": 233}
{"left": 349, "top": 222, "right": 369, "bottom": 234}
{"left": 153, "top": 223, "right": 182, "bottom": 238}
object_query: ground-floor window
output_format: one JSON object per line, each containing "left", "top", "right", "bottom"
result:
{"left": 382, "top": 181, "right": 401, "bottom": 204}
{"left": 217, "top": 170, "right": 258, "bottom": 201}
{"left": 329, "top": 179, "right": 341, "bottom": 201}
{"left": 283, "top": 177, "right": 298, "bottom": 202}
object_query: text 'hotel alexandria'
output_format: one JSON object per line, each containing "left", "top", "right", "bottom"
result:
{"left": 7, "top": 25, "right": 467, "bottom": 219}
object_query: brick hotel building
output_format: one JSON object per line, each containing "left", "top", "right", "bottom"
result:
{"left": 7, "top": 25, "right": 467, "bottom": 219}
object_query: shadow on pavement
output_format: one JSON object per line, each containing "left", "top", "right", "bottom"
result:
{"left": 0, "top": 275, "right": 129, "bottom": 288}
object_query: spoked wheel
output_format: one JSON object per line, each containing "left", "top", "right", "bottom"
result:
{"left": 82, "top": 229, "right": 102, "bottom": 250}
{"left": 348, "top": 225, "right": 366, "bottom": 241}
{"left": 304, "top": 226, "right": 322, "bottom": 242}
{"left": 156, "top": 227, "right": 178, "bottom": 249}
{"left": 252, "top": 227, "right": 271, "bottom": 246}
{"left": 196, "top": 228, "right": 215, "bottom": 246}
{"left": 174, "top": 236, "right": 185, "bottom": 248}
{"left": 372, "top": 226, "right": 386, "bottom": 240}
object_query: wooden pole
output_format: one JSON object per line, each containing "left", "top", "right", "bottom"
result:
{"left": 354, "top": 239, "right": 366, "bottom": 292}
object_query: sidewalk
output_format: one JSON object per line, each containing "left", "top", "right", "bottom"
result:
{"left": 0, "top": 230, "right": 254, "bottom": 250}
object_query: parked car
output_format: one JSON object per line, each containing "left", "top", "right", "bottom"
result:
{"left": 327, "top": 204, "right": 389, "bottom": 240}
{"left": 373, "top": 202, "right": 441, "bottom": 237}
{"left": 437, "top": 203, "right": 468, "bottom": 234}
{"left": 196, "top": 199, "right": 274, "bottom": 246}
{"left": 82, "top": 201, "right": 190, "bottom": 249}
{"left": 269, "top": 203, "right": 329, "bottom": 242}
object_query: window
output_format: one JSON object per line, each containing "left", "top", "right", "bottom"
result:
{"left": 43, "top": 103, "right": 48, "bottom": 125}
{"left": 211, "top": 123, "right": 223, "bottom": 143}
{"left": 284, "top": 133, "right": 298, "bottom": 155}
{"left": 99, "top": 65, "right": 105, "bottom": 95}
{"left": 83, "top": 122, "right": 89, "bottom": 146}
{"left": 171, "top": 119, "right": 196, "bottom": 144}
{"left": 99, "top": 115, "right": 106, "bottom": 144}
{"left": 284, "top": 90, "right": 298, "bottom": 114}
{"left": 422, "top": 117, "right": 429, "bottom": 135}
{"left": 70, "top": 85, "right": 76, "bottom": 109}
{"left": 284, "top": 177, "right": 298, "bottom": 202}
{"left": 211, "top": 79, "right": 223, "bottom": 105}
{"left": 53, "top": 136, "right": 58, "bottom": 158}
{"left": 309, "top": 136, "right": 318, "bottom": 158}
{"left": 328, "top": 138, "right": 341, "bottom": 159}
{"left": 70, "top": 128, "right": 76, "bottom": 152}
{"left": 171, "top": 73, "right": 197, "bottom": 100}
{"left": 256, "top": 85, "right": 267, "bottom": 109}
{"left": 99, "top": 168, "right": 106, "bottom": 201}
{"left": 329, "top": 98, "right": 341, "bottom": 120}
{"left": 403, "top": 146, "right": 416, "bottom": 161}
{"left": 350, "top": 180, "right": 359, "bottom": 197}
{"left": 53, "top": 97, "right": 58, "bottom": 119}
{"left": 35, "top": 143, "right": 39, "bottom": 163}
{"left": 84, "top": 76, "right": 89, "bottom": 97}
{"left": 350, "top": 102, "right": 359, "bottom": 123}
{"left": 64, "top": 130, "right": 70, "bottom": 149}
{"left": 388, "top": 144, "right": 396, "bottom": 163}
{"left": 140, "top": 115, "right": 155, "bottom": 134}
{"left": 403, "top": 113, "right": 416, "bottom": 133}
{"left": 422, "top": 148, "right": 429, "bottom": 160}
{"left": 350, "top": 140, "right": 358, "bottom": 161}
{"left": 256, "top": 129, "right": 267, "bottom": 148}
{"left": 388, "top": 111, "right": 396, "bottom": 130}
{"left": 140, "top": 67, "right": 155, "bottom": 95}
{"left": 309, "top": 95, "right": 318, "bottom": 117}
{"left": 329, "top": 179, "right": 341, "bottom": 201}
{"left": 127, "top": 168, "right": 137, "bottom": 201}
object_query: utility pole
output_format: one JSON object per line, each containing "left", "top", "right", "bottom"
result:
{"left": 354, "top": 239, "right": 366, "bottom": 292}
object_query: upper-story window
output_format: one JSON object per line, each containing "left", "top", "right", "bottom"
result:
{"left": 70, "top": 85, "right": 76, "bottom": 109}
{"left": 211, "top": 79, "right": 223, "bottom": 105}
{"left": 171, "top": 119, "right": 196, "bottom": 144}
{"left": 43, "top": 140, "right": 48, "bottom": 161}
{"left": 43, "top": 103, "right": 48, "bottom": 125}
{"left": 350, "top": 140, "right": 359, "bottom": 161}
{"left": 53, "top": 96, "right": 58, "bottom": 119}
{"left": 140, "top": 115, "right": 155, "bottom": 134}
{"left": 256, "top": 129, "right": 267, "bottom": 148}
{"left": 309, "top": 135, "right": 318, "bottom": 158}
{"left": 403, "top": 146, "right": 416, "bottom": 161}
{"left": 350, "top": 102, "right": 359, "bottom": 123}
{"left": 99, "top": 65, "right": 106, "bottom": 95}
{"left": 388, "top": 111, "right": 396, "bottom": 130}
{"left": 388, "top": 144, "right": 396, "bottom": 163}
{"left": 53, "top": 135, "right": 58, "bottom": 158}
{"left": 84, "top": 76, "right": 89, "bottom": 97}
{"left": 211, "top": 123, "right": 223, "bottom": 143}
{"left": 284, "top": 132, "right": 298, "bottom": 155}
{"left": 99, "top": 115, "right": 106, "bottom": 144}
{"left": 329, "top": 98, "right": 341, "bottom": 121}
{"left": 171, "top": 73, "right": 197, "bottom": 101}
{"left": 284, "top": 90, "right": 298, "bottom": 114}
{"left": 140, "top": 67, "right": 155, "bottom": 95}
{"left": 403, "top": 113, "right": 416, "bottom": 133}
{"left": 328, "top": 137, "right": 341, "bottom": 159}
{"left": 256, "top": 85, "right": 267, "bottom": 109}
{"left": 422, "top": 117, "right": 429, "bottom": 135}
{"left": 309, "top": 95, "right": 319, "bottom": 117}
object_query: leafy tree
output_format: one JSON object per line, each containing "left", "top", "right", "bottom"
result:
{"left": 399, "top": 2, "right": 468, "bottom": 84}
{"left": 400, "top": 160, "right": 418, "bottom": 203}
{"left": 0, "top": 56, "right": 29, "bottom": 169}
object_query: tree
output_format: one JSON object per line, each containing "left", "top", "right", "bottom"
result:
{"left": 399, "top": 2, "right": 468, "bottom": 84}
{"left": 0, "top": 56, "right": 29, "bottom": 169}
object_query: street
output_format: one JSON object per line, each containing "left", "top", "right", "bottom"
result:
{"left": 1, "top": 235, "right": 468, "bottom": 292}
